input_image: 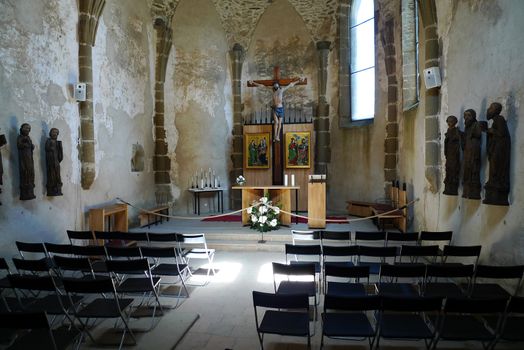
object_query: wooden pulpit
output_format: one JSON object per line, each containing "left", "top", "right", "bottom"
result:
{"left": 308, "top": 175, "right": 326, "bottom": 229}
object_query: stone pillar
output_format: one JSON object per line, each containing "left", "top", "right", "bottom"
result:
{"left": 418, "top": 0, "right": 440, "bottom": 193}
{"left": 78, "top": 0, "right": 105, "bottom": 190}
{"left": 380, "top": 19, "right": 399, "bottom": 189}
{"left": 152, "top": 18, "right": 173, "bottom": 204}
{"left": 315, "top": 41, "right": 331, "bottom": 175}
{"left": 229, "top": 43, "right": 245, "bottom": 209}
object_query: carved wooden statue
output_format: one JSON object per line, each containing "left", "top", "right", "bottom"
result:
{"left": 483, "top": 102, "right": 510, "bottom": 205}
{"left": 461, "top": 109, "right": 482, "bottom": 199}
{"left": 17, "top": 123, "right": 36, "bottom": 200}
{"left": 443, "top": 115, "right": 462, "bottom": 195}
{"left": 45, "top": 128, "right": 63, "bottom": 196}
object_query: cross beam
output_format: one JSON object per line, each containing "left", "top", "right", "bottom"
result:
{"left": 247, "top": 66, "right": 307, "bottom": 87}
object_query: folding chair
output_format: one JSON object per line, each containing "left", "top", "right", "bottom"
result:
{"left": 357, "top": 245, "right": 397, "bottom": 275}
{"left": 433, "top": 297, "right": 508, "bottom": 349}
{"left": 423, "top": 263, "right": 475, "bottom": 298}
{"left": 62, "top": 277, "right": 136, "bottom": 350}
{"left": 324, "top": 264, "right": 370, "bottom": 297}
{"left": 399, "top": 244, "right": 439, "bottom": 265}
{"left": 66, "top": 230, "right": 95, "bottom": 245}
{"left": 285, "top": 243, "right": 322, "bottom": 275}
{"left": 94, "top": 231, "right": 134, "bottom": 247}
{"left": 291, "top": 229, "right": 320, "bottom": 245}
{"left": 490, "top": 296, "right": 524, "bottom": 347}
{"left": 377, "top": 296, "right": 443, "bottom": 349}
{"left": 146, "top": 232, "right": 179, "bottom": 246}
{"left": 385, "top": 232, "right": 419, "bottom": 249}
{"left": 467, "top": 265, "right": 524, "bottom": 299}
{"left": 321, "top": 295, "right": 380, "bottom": 349}
{"left": 70, "top": 244, "right": 107, "bottom": 273}
{"left": 376, "top": 263, "right": 426, "bottom": 297}
{"left": 419, "top": 230, "right": 452, "bottom": 254}
{"left": 44, "top": 243, "right": 73, "bottom": 258}
{"left": 322, "top": 245, "right": 359, "bottom": 269}
{"left": 0, "top": 258, "right": 21, "bottom": 313}
{"left": 15, "top": 241, "right": 53, "bottom": 267}
{"left": 7, "top": 274, "right": 82, "bottom": 326}
{"left": 354, "top": 231, "right": 386, "bottom": 246}
{"left": 0, "top": 311, "right": 80, "bottom": 350}
{"left": 252, "top": 291, "right": 310, "bottom": 350}
{"left": 177, "top": 233, "right": 216, "bottom": 283}
{"left": 53, "top": 255, "right": 100, "bottom": 280}
{"left": 140, "top": 246, "right": 190, "bottom": 302}
{"left": 441, "top": 244, "right": 482, "bottom": 266}
{"left": 272, "top": 262, "right": 318, "bottom": 319}
{"left": 319, "top": 230, "right": 351, "bottom": 247}
{"left": 106, "top": 246, "right": 142, "bottom": 260}
{"left": 12, "top": 257, "right": 53, "bottom": 276}
{"left": 105, "top": 258, "right": 163, "bottom": 328}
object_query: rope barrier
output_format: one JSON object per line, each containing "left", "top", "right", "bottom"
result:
{"left": 117, "top": 197, "right": 419, "bottom": 224}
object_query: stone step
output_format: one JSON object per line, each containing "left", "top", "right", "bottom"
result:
{"left": 203, "top": 232, "right": 291, "bottom": 243}
{"left": 207, "top": 240, "right": 285, "bottom": 252}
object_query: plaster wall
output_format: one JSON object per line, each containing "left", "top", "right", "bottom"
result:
{"left": 169, "top": 0, "right": 233, "bottom": 215}
{"left": 0, "top": 0, "right": 156, "bottom": 256}
{"left": 401, "top": 0, "right": 524, "bottom": 264}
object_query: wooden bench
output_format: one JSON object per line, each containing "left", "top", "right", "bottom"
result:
{"left": 347, "top": 181, "right": 408, "bottom": 232}
{"left": 139, "top": 205, "right": 170, "bottom": 228}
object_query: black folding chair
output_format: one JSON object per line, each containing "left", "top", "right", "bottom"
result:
{"left": 272, "top": 262, "right": 318, "bottom": 319}
{"left": 53, "top": 255, "right": 100, "bottom": 280}
{"left": 70, "top": 245, "right": 107, "bottom": 273}
{"left": 321, "top": 295, "right": 380, "bottom": 349}
{"left": 467, "top": 265, "right": 524, "bottom": 299}
{"left": 105, "top": 258, "right": 163, "bottom": 328}
{"left": 419, "top": 230, "right": 453, "bottom": 246}
{"left": 291, "top": 229, "right": 320, "bottom": 245}
{"left": 15, "top": 241, "right": 53, "bottom": 267}
{"left": 490, "top": 296, "right": 524, "bottom": 347}
{"left": 12, "top": 257, "right": 53, "bottom": 276}
{"left": 354, "top": 231, "right": 386, "bottom": 246}
{"left": 322, "top": 245, "right": 359, "bottom": 269}
{"left": 357, "top": 245, "right": 397, "bottom": 275}
{"left": 423, "top": 264, "right": 474, "bottom": 298}
{"left": 140, "top": 246, "right": 190, "bottom": 303}
{"left": 285, "top": 244, "right": 322, "bottom": 274}
{"left": 441, "top": 244, "right": 481, "bottom": 266}
{"left": 66, "top": 230, "right": 94, "bottom": 245}
{"left": 106, "top": 246, "right": 142, "bottom": 260}
{"left": 385, "top": 231, "right": 419, "bottom": 248}
{"left": 377, "top": 296, "right": 443, "bottom": 349}
{"left": 324, "top": 264, "right": 370, "bottom": 297}
{"left": 399, "top": 244, "right": 439, "bottom": 265}
{"left": 433, "top": 297, "right": 508, "bottom": 349}
{"left": 376, "top": 263, "right": 426, "bottom": 297}
{"left": 320, "top": 230, "right": 351, "bottom": 247}
{"left": 0, "top": 311, "right": 80, "bottom": 350}
{"left": 62, "top": 277, "right": 136, "bottom": 350}
{"left": 252, "top": 291, "right": 311, "bottom": 350}
{"left": 44, "top": 243, "right": 73, "bottom": 258}
{"left": 146, "top": 232, "right": 179, "bottom": 245}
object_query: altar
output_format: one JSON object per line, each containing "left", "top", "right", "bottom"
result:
{"left": 231, "top": 185, "right": 299, "bottom": 226}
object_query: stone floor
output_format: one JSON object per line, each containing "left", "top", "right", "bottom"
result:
{"left": 125, "top": 217, "right": 524, "bottom": 350}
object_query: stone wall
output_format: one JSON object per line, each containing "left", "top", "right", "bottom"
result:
{"left": 0, "top": 0, "right": 156, "bottom": 256}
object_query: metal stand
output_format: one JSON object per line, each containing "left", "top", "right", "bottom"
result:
{"left": 258, "top": 231, "right": 266, "bottom": 244}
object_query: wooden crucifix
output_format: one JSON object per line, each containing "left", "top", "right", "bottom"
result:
{"left": 248, "top": 66, "right": 307, "bottom": 185}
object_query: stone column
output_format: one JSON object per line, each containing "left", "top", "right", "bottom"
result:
{"left": 152, "top": 18, "right": 173, "bottom": 204}
{"left": 78, "top": 0, "right": 105, "bottom": 190}
{"left": 315, "top": 41, "right": 331, "bottom": 175}
{"left": 418, "top": 0, "right": 440, "bottom": 193}
{"left": 229, "top": 43, "right": 245, "bottom": 209}
{"left": 380, "top": 19, "right": 399, "bottom": 189}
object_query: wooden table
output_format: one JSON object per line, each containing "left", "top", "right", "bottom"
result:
{"left": 232, "top": 185, "right": 299, "bottom": 226}
{"left": 188, "top": 188, "right": 224, "bottom": 215}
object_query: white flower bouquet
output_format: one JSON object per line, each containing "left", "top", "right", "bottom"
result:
{"left": 247, "top": 195, "right": 280, "bottom": 232}
{"left": 236, "top": 175, "right": 246, "bottom": 186}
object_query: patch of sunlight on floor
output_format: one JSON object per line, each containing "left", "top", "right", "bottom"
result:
{"left": 190, "top": 262, "right": 242, "bottom": 283}
{"left": 257, "top": 262, "right": 274, "bottom": 283}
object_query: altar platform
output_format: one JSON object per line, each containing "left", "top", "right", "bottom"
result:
{"left": 129, "top": 212, "right": 385, "bottom": 252}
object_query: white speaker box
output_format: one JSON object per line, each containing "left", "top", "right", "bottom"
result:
{"left": 423, "top": 67, "right": 441, "bottom": 89}
{"left": 74, "top": 83, "right": 86, "bottom": 101}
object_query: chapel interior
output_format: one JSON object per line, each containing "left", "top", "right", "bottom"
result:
{"left": 1, "top": 0, "right": 524, "bottom": 349}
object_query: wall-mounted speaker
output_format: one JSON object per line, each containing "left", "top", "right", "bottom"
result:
{"left": 423, "top": 67, "right": 441, "bottom": 89}
{"left": 74, "top": 83, "right": 86, "bottom": 101}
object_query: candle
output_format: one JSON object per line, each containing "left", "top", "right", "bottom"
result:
{"left": 284, "top": 174, "right": 288, "bottom": 186}
{"left": 291, "top": 174, "right": 295, "bottom": 187}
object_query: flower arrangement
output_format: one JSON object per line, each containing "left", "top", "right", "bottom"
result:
{"left": 247, "top": 195, "right": 280, "bottom": 232}
{"left": 236, "top": 175, "right": 246, "bottom": 186}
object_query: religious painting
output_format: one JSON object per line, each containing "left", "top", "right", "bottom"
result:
{"left": 245, "top": 133, "right": 271, "bottom": 169}
{"left": 285, "top": 131, "right": 310, "bottom": 168}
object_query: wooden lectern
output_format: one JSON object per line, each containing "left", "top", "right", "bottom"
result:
{"left": 308, "top": 175, "right": 326, "bottom": 229}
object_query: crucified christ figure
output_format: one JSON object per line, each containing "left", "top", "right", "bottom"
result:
{"left": 249, "top": 77, "right": 305, "bottom": 142}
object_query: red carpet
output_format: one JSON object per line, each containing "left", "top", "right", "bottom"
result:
{"left": 202, "top": 214, "right": 348, "bottom": 224}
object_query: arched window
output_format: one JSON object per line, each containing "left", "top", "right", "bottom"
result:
{"left": 350, "top": 0, "right": 375, "bottom": 122}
